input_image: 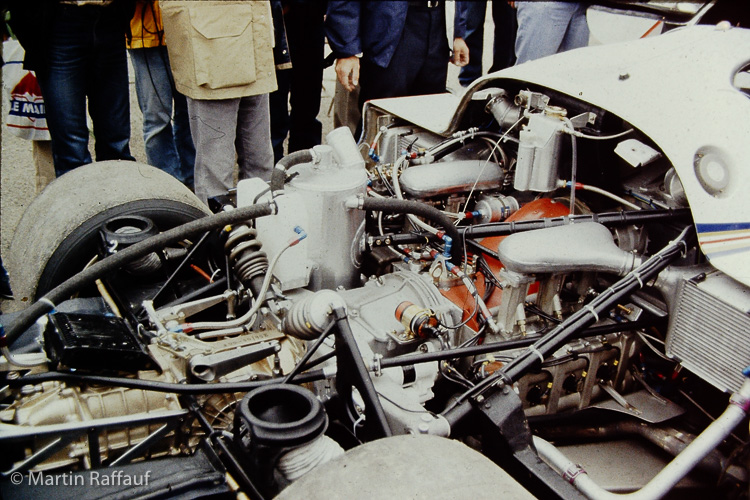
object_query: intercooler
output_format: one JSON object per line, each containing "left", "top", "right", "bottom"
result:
{"left": 665, "top": 270, "right": 750, "bottom": 393}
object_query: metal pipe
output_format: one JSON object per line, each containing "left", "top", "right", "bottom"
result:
{"left": 379, "top": 319, "right": 654, "bottom": 370}
{"left": 533, "top": 377, "right": 750, "bottom": 500}
{"left": 332, "top": 307, "right": 393, "bottom": 438}
{"left": 535, "top": 420, "right": 728, "bottom": 477}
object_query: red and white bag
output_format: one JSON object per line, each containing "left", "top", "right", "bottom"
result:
{"left": 3, "top": 39, "right": 50, "bottom": 141}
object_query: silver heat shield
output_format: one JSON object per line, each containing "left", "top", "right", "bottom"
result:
{"left": 399, "top": 160, "right": 504, "bottom": 198}
{"left": 665, "top": 270, "right": 750, "bottom": 393}
{"left": 496, "top": 222, "right": 640, "bottom": 276}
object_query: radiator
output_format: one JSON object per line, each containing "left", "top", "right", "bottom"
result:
{"left": 665, "top": 270, "right": 750, "bottom": 393}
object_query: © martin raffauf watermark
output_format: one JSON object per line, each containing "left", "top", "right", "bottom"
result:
{"left": 9, "top": 470, "right": 152, "bottom": 487}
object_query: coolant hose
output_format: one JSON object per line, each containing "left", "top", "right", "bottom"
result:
{"left": 2, "top": 202, "right": 276, "bottom": 346}
{"left": 357, "top": 197, "right": 463, "bottom": 263}
{"left": 270, "top": 149, "right": 314, "bottom": 193}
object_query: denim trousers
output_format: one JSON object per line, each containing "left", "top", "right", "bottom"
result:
{"left": 129, "top": 46, "right": 195, "bottom": 188}
{"left": 515, "top": 2, "right": 590, "bottom": 65}
{"left": 36, "top": 4, "right": 134, "bottom": 176}
{"left": 187, "top": 94, "right": 274, "bottom": 205}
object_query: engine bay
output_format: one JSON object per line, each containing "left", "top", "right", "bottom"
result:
{"left": 2, "top": 55, "right": 750, "bottom": 499}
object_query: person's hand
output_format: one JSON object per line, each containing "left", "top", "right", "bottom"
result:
{"left": 451, "top": 38, "right": 469, "bottom": 67}
{"left": 335, "top": 56, "right": 360, "bottom": 92}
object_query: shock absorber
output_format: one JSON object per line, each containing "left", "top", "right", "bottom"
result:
{"left": 225, "top": 224, "right": 268, "bottom": 296}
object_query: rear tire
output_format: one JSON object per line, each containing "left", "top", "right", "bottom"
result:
{"left": 7, "top": 161, "right": 209, "bottom": 309}
{"left": 275, "top": 434, "right": 535, "bottom": 499}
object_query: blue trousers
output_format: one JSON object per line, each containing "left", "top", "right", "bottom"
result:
{"left": 515, "top": 2, "right": 590, "bottom": 65}
{"left": 359, "top": 5, "right": 449, "bottom": 106}
{"left": 36, "top": 3, "right": 134, "bottom": 176}
{"left": 129, "top": 46, "right": 195, "bottom": 188}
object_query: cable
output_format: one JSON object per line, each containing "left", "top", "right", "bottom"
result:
{"left": 563, "top": 181, "right": 641, "bottom": 211}
{"left": 442, "top": 226, "right": 692, "bottom": 424}
{"left": 82, "top": 255, "right": 123, "bottom": 318}
{"left": 459, "top": 117, "right": 525, "bottom": 216}
{"left": 1, "top": 345, "right": 48, "bottom": 368}
{"left": 635, "top": 330, "right": 673, "bottom": 362}
{"left": 3, "top": 202, "right": 276, "bottom": 346}
{"left": 186, "top": 227, "right": 306, "bottom": 332}
{"left": 564, "top": 127, "right": 634, "bottom": 141}
{"left": 152, "top": 230, "right": 214, "bottom": 304}
{"left": 565, "top": 118, "right": 579, "bottom": 215}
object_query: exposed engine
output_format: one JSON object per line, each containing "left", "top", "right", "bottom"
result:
{"left": 2, "top": 29, "right": 750, "bottom": 498}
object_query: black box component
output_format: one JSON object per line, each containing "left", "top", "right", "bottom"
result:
{"left": 0, "top": 443, "right": 233, "bottom": 500}
{"left": 44, "top": 312, "right": 152, "bottom": 371}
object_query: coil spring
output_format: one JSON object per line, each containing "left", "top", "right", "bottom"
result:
{"left": 225, "top": 225, "right": 268, "bottom": 285}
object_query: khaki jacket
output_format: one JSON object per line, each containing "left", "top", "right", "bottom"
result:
{"left": 159, "top": 0, "right": 277, "bottom": 100}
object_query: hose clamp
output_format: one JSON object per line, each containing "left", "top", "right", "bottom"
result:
{"left": 562, "top": 464, "right": 586, "bottom": 484}
{"left": 372, "top": 354, "right": 383, "bottom": 377}
{"left": 730, "top": 393, "right": 750, "bottom": 413}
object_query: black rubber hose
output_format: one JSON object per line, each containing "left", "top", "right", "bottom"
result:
{"left": 8, "top": 368, "right": 326, "bottom": 394}
{"left": 270, "top": 149, "right": 313, "bottom": 193}
{"left": 3, "top": 202, "right": 275, "bottom": 346}
{"left": 373, "top": 208, "right": 693, "bottom": 247}
{"left": 360, "top": 197, "right": 463, "bottom": 263}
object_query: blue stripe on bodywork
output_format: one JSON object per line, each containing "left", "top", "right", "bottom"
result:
{"left": 696, "top": 222, "right": 750, "bottom": 234}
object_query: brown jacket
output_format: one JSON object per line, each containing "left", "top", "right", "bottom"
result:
{"left": 159, "top": 0, "right": 277, "bottom": 100}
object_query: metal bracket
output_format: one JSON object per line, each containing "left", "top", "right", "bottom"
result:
{"left": 473, "top": 386, "right": 586, "bottom": 500}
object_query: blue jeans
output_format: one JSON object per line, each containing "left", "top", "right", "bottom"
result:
{"left": 129, "top": 46, "right": 195, "bottom": 188}
{"left": 36, "top": 3, "right": 134, "bottom": 176}
{"left": 515, "top": 2, "right": 590, "bottom": 65}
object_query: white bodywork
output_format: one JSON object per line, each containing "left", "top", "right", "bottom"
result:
{"left": 375, "top": 25, "right": 750, "bottom": 286}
